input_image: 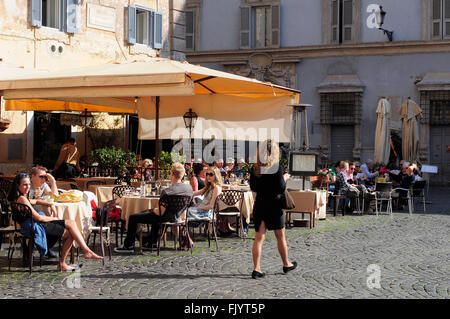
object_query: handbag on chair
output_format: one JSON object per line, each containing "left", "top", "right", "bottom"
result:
{"left": 280, "top": 190, "right": 295, "bottom": 210}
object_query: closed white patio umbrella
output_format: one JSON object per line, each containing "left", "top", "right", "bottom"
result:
{"left": 374, "top": 97, "right": 391, "bottom": 165}
{"left": 399, "top": 97, "right": 422, "bottom": 163}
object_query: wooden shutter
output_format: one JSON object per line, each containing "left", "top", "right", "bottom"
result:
{"left": 342, "top": 0, "right": 353, "bottom": 42}
{"left": 271, "top": 4, "right": 280, "bottom": 47}
{"left": 444, "top": 0, "right": 450, "bottom": 38}
{"left": 64, "top": 0, "right": 78, "bottom": 33}
{"left": 240, "top": 6, "right": 251, "bottom": 49}
{"left": 31, "top": 0, "right": 42, "bottom": 27}
{"left": 432, "top": 0, "right": 442, "bottom": 38}
{"left": 154, "top": 12, "right": 163, "bottom": 49}
{"left": 185, "top": 10, "right": 195, "bottom": 50}
{"left": 128, "top": 6, "right": 137, "bottom": 44}
{"left": 331, "top": 0, "right": 339, "bottom": 43}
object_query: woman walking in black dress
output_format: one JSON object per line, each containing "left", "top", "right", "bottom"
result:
{"left": 249, "top": 140, "right": 297, "bottom": 279}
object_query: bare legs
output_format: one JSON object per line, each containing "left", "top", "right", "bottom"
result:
{"left": 252, "top": 221, "right": 294, "bottom": 273}
{"left": 57, "top": 220, "right": 103, "bottom": 271}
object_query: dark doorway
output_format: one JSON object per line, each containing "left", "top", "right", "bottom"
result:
{"left": 33, "top": 112, "right": 71, "bottom": 169}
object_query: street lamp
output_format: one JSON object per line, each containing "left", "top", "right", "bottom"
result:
{"left": 183, "top": 108, "right": 198, "bottom": 162}
{"left": 375, "top": 6, "right": 393, "bottom": 41}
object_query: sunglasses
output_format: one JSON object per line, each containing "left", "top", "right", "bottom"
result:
{"left": 206, "top": 172, "right": 215, "bottom": 177}
{"left": 39, "top": 175, "right": 47, "bottom": 179}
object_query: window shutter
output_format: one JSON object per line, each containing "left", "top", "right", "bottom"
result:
{"left": 444, "top": 0, "right": 450, "bottom": 38}
{"left": 432, "top": 0, "right": 442, "bottom": 38}
{"left": 128, "top": 6, "right": 137, "bottom": 44}
{"left": 271, "top": 5, "right": 280, "bottom": 47}
{"left": 154, "top": 12, "right": 163, "bottom": 49}
{"left": 342, "top": 0, "right": 353, "bottom": 42}
{"left": 185, "top": 10, "right": 195, "bottom": 50}
{"left": 331, "top": 0, "right": 338, "bottom": 43}
{"left": 31, "top": 0, "right": 42, "bottom": 27}
{"left": 64, "top": 0, "right": 78, "bottom": 33}
{"left": 240, "top": 6, "right": 251, "bottom": 49}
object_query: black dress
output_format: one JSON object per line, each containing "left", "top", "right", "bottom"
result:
{"left": 250, "top": 165, "right": 286, "bottom": 232}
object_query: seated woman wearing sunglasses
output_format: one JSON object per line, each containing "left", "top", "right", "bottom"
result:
{"left": 8, "top": 173, "right": 103, "bottom": 271}
{"left": 187, "top": 166, "right": 222, "bottom": 227}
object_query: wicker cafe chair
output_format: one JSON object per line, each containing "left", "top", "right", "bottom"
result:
{"left": 217, "top": 190, "right": 245, "bottom": 238}
{"left": 111, "top": 185, "right": 136, "bottom": 245}
{"left": 9, "top": 202, "right": 42, "bottom": 273}
{"left": 114, "top": 176, "right": 130, "bottom": 185}
{"left": 155, "top": 195, "right": 193, "bottom": 256}
{"left": 0, "top": 178, "right": 12, "bottom": 195}
{"left": 87, "top": 199, "right": 115, "bottom": 266}
{"left": 0, "top": 191, "right": 16, "bottom": 267}
{"left": 86, "top": 180, "right": 106, "bottom": 190}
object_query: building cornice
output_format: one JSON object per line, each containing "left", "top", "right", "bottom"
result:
{"left": 186, "top": 40, "right": 450, "bottom": 63}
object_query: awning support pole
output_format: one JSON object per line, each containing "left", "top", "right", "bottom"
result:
{"left": 155, "top": 96, "right": 160, "bottom": 181}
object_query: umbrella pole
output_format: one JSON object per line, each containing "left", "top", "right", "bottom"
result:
{"left": 84, "top": 108, "right": 88, "bottom": 157}
{"left": 155, "top": 96, "right": 160, "bottom": 181}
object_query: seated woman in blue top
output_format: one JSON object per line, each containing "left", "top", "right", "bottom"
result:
{"left": 8, "top": 173, "right": 103, "bottom": 271}
{"left": 187, "top": 166, "right": 222, "bottom": 223}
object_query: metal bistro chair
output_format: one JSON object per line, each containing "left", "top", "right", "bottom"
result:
{"left": 393, "top": 185, "right": 413, "bottom": 215}
{"left": 411, "top": 180, "right": 426, "bottom": 213}
{"left": 9, "top": 202, "right": 42, "bottom": 273}
{"left": 87, "top": 199, "right": 115, "bottom": 266}
{"left": 373, "top": 182, "right": 393, "bottom": 216}
{"left": 217, "top": 189, "right": 245, "bottom": 238}
{"left": 156, "top": 195, "right": 193, "bottom": 256}
{"left": 186, "top": 195, "right": 221, "bottom": 251}
{"left": 111, "top": 185, "right": 136, "bottom": 245}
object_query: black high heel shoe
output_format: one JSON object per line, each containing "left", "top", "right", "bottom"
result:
{"left": 251, "top": 270, "right": 266, "bottom": 279}
{"left": 283, "top": 261, "right": 297, "bottom": 274}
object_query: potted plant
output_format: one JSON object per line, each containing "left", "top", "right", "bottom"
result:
{"left": 90, "top": 146, "right": 137, "bottom": 176}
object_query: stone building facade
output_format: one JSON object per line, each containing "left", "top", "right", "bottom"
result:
{"left": 0, "top": 0, "right": 186, "bottom": 174}
{"left": 185, "top": 0, "right": 450, "bottom": 185}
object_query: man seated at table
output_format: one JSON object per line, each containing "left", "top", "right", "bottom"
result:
{"left": 114, "top": 162, "right": 193, "bottom": 252}
{"left": 359, "top": 159, "right": 379, "bottom": 185}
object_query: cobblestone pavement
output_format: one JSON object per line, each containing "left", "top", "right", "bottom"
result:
{"left": 1, "top": 187, "right": 449, "bottom": 299}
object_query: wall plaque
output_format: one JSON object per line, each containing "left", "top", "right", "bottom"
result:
{"left": 87, "top": 4, "right": 116, "bottom": 32}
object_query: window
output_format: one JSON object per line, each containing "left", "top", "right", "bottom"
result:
{"left": 431, "top": 0, "right": 450, "bottom": 39}
{"left": 128, "top": 6, "right": 163, "bottom": 49}
{"left": 331, "top": 0, "right": 353, "bottom": 43}
{"left": 240, "top": 2, "right": 280, "bottom": 49}
{"left": 430, "top": 100, "right": 450, "bottom": 124}
{"left": 31, "top": 0, "right": 78, "bottom": 33}
{"left": 186, "top": 10, "right": 195, "bottom": 50}
{"left": 320, "top": 92, "right": 362, "bottom": 124}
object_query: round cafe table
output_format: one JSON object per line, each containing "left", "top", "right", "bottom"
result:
{"left": 53, "top": 201, "right": 91, "bottom": 240}
{"left": 117, "top": 195, "right": 160, "bottom": 229}
{"left": 88, "top": 185, "right": 116, "bottom": 205}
